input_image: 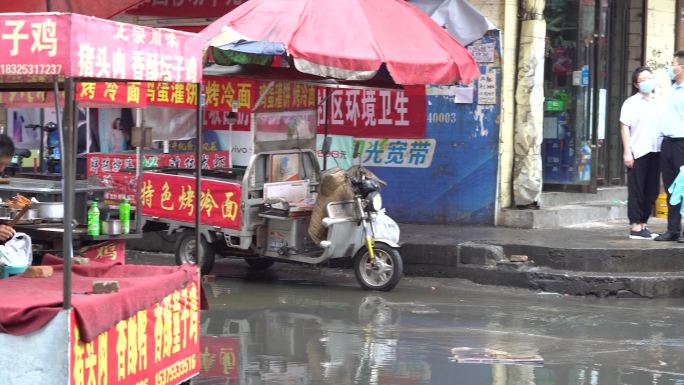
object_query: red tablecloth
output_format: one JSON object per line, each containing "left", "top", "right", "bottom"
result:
{"left": 0, "top": 255, "right": 197, "bottom": 342}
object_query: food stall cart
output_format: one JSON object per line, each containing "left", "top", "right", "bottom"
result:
{"left": 0, "top": 12, "right": 204, "bottom": 385}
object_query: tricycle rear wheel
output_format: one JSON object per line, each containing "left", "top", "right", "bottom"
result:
{"left": 353, "top": 243, "right": 402, "bottom": 291}
{"left": 243, "top": 257, "right": 275, "bottom": 270}
{"left": 174, "top": 229, "right": 215, "bottom": 275}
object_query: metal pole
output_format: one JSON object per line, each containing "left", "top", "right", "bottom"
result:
{"left": 195, "top": 83, "right": 204, "bottom": 272}
{"left": 62, "top": 77, "right": 75, "bottom": 310}
{"left": 39, "top": 108, "right": 45, "bottom": 173}
{"left": 323, "top": 88, "right": 330, "bottom": 170}
{"left": 253, "top": 81, "right": 274, "bottom": 112}
{"left": 53, "top": 76, "right": 63, "bottom": 175}
{"left": 590, "top": 0, "right": 601, "bottom": 192}
{"left": 135, "top": 108, "right": 143, "bottom": 234}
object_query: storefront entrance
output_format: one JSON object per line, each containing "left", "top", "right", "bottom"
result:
{"left": 542, "top": 0, "right": 638, "bottom": 192}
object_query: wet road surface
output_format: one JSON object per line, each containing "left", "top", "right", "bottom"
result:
{"left": 130, "top": 254, "right": 684, "bottom": 385}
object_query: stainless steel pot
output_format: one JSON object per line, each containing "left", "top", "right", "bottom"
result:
{"left": 32, "top": 202, "right": 64, "bottom": 221}
{"left": 101, "top": 219, "right": 122, "bottom": 235}
{"left": 10, "top": 208, "right": 39, "bottom": 220}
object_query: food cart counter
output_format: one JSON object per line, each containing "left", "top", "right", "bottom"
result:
{"left": 0, "top": 177, "right": 112, "bottom": 231}
{"left": 0, "top": 12, "right": 203, "bottom": 385}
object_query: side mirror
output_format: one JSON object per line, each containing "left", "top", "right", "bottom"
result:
{"left": 322, "top": 136, "right": 332, "bottom": 155}
{"left": 44, "top": 122, "right": 58, "bottom": 132}
{"left": 15, "top": 148, "right": 31, "bottom": 158}
{"left": 353, "top": 141, "right": 362, "bottom": 159}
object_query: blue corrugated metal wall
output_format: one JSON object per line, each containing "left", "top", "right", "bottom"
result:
{"left": 369, "top": 32, "right": 501, "bottom": 225}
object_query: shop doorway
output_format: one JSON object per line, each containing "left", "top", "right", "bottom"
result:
{"left": 542, "top": 0, "right": 637, "bottom": 192}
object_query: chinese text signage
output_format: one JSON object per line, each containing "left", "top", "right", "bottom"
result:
{"left": 127, "top": 0, "right": 247, "bottom": 18}
{"left": 71, "top": 15, "right": 200, "bottom": 83}
{"left": 355, "top": 138, "right": 436, "bottom": 168}
{"left": 141, "top": 172, "right": 241, "bottom": 230}
{"left": 77, "top": 82, "right": 147, "bottom": 107}
{"left": 200, "top": 337, "right": 240, "bottom": 379}
{"left": 87, "top": 152, "right": 231, "bottom": 203}
{"left": 82, "top": 241, "right": 127, "bottom": 265}
{"left": 0, "top": 13, "right": 202, "bottom": 83}
{"left": 70, "top": 276, "right": 200, "bottom": 385}
{"left": 317, "top": 86, "right": 426, "bottom": 138}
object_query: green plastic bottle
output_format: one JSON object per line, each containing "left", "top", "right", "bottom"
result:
{"left": 120, "top": 198, "right": 131, "bottom": 234}
{"left": 87, "top": 201, "right": 100, "bottom": 236}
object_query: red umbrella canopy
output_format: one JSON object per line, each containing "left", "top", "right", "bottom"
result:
{"left": 0, "top": 0, "right": 145, "bottom": 19}
{"left": 199, "top": 0, "right": 480, "bottom": 86}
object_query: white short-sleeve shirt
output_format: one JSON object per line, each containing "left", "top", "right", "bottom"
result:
{"left": 619, "top": 93, "right": 664, "bottom": 159}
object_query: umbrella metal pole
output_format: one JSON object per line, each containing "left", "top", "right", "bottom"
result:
{"left": 62, "top": 77, "right": 75, "bottom": 310}
{"left": 195, "top": 83, "right": 204, "bottom": 272}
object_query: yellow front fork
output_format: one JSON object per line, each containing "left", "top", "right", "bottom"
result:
{"left": 365, "top": 235, "right": 375, "bottom": 263}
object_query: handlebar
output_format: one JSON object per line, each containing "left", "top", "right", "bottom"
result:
{"left": 24, "top": 122, "right": 58, "bottom": 132}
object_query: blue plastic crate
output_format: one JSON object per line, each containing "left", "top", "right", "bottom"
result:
{"left": 544, "top": 164, "right": 562, "bottom": 182}
{"left": 544, "top": 139, "right": 562, "bottom": 164}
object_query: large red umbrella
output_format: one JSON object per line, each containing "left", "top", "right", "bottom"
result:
{"left": 0, "top": 0, "right": 145, "bottom": 19}
{"left": 198, "top": 0, "right": 480, "bottom": 85}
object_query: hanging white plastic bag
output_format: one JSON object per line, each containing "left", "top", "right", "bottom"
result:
{"left": 372, "top": 210, "right": 400, "bottom": 244}
{"left": 0, "top": 233, "right": 33, "bottom": 268}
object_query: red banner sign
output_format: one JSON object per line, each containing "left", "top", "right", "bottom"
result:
{"left": 82, "top": 241, "right": 127, "bottom": 265}
{"left": 203, "top": 110, "right": 251, "bottom": 131}
{"left": 141, "top": 172, "right": 242, "bottom": 230}
{"left": 0, "top": 90, "right": 61, "bottom": 108}
{"left": 77, "top": 82, "right": 147, "bottom": 108}
{"left": 87, "top": 152, "right": 231, "bottom": 174}
{"left": 127, "top": 0, "right": 247, "bottom": 18}
{"left": 76, "top": 78, "right": 316, "bottom": 118}
{"left": 86, "top": 152, "right": 231, "bottom": 204}
{"left": 0, "top": 13, "right": 202, "bottom": 83}
{"left": 70, "top": 15, "right": 201, "bottom": 83}
{"left": 200, "top": 336, "right": 240, "bottom": 379}
{"left": 70, "top": 275, "right": 201, "bottom": 385}
{"left": 317, "top": 86, "right": 426, "bottom": 138}
{"left": 204, "top": 77, "right": 255, "bottom": 111}
{"left": 145, "top": 81, "right": 197, "bottom": 109}
{"left": 0, "top": 15, "right": 69, "bottom": 76}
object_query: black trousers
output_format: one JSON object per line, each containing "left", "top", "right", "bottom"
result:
{"left": 627, "top": 152, "right": 660, "bottom": 224}
{"left": 660, "top": 138, "right": 684, "bottom": 233}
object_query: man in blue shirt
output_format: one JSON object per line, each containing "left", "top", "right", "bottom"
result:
{"left": 656, "top": 50, "right": 684, "bottom": 241}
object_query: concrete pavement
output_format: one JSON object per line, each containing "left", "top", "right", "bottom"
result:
{"left": 399, "top": 218, "right": 684, "bottom": 298}
{"left": 129, "top": 218, "right": 684, "bottom": 298}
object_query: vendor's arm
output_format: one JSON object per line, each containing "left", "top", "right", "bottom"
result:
{"left": 0, "top": 225, "right": 16, "bottom": 241}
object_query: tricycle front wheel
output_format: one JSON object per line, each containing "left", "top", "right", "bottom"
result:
{"left": 353, "top": 243, "right": 403, "bottom": 291}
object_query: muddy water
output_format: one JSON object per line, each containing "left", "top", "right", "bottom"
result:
{"left": 190, "top": 263, "right": 684, "bottom": 385}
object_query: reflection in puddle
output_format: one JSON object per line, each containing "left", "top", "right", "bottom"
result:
{"left": 194, "top": 279, "right": 684, "bottom": 385}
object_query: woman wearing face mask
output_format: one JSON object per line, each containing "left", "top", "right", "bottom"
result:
{"left": 620, "top": 66, "right": 663, "bottom": 239}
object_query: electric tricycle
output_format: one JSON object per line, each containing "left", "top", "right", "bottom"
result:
{"left": 142, "top": 109, "right": 403, "bottom": 291}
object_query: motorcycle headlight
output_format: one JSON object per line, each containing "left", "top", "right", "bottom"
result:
{"left": 368, "top": 191, "right": 383, "bottom": 212}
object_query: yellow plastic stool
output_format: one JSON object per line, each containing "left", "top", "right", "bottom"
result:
{"left": 655, "top": 193, "right": 668, "bottom": 218}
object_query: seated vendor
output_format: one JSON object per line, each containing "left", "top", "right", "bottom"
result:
{"left": 0, "top": 134, "right": 16, "bottom": 241}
